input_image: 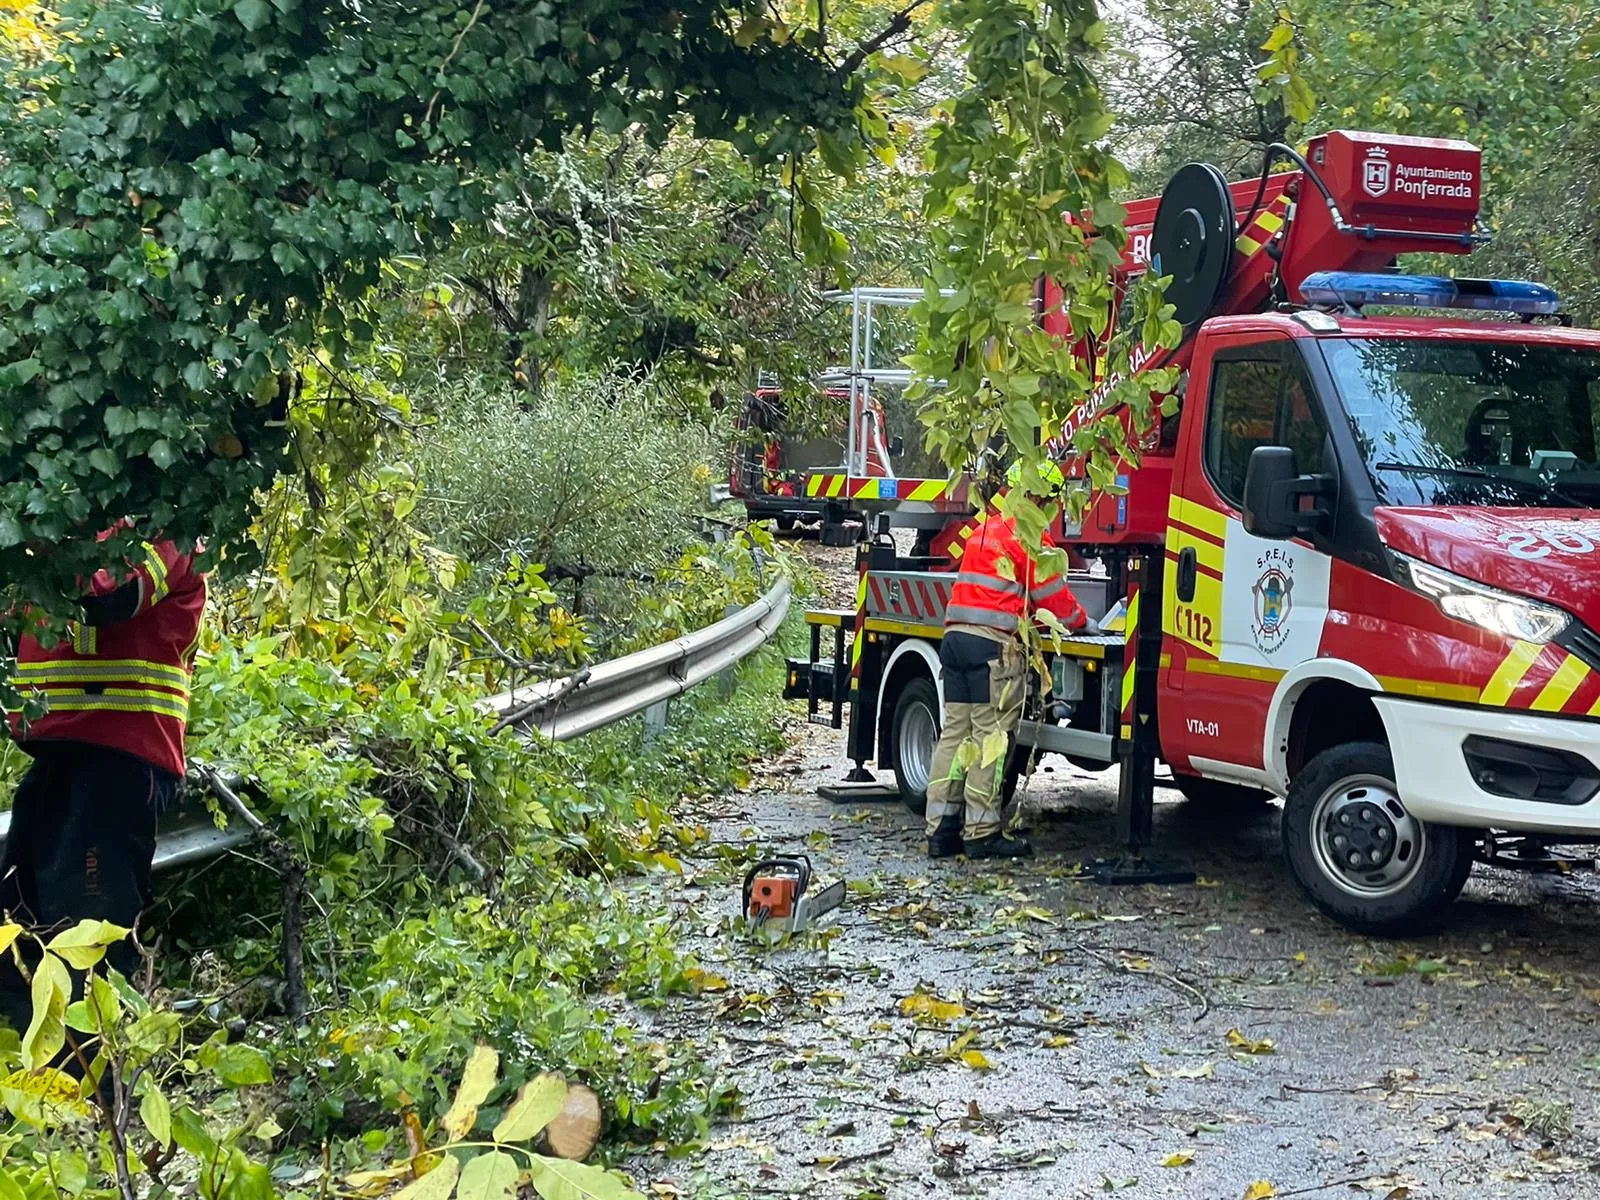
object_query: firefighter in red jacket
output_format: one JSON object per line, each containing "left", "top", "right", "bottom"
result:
{"left": 1, "top": 533, "right": 206, "bottom": 1029}
{"left": 926, "top": 469, "right": 1089, "bottom": 860}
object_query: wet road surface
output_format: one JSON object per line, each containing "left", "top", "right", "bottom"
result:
{"left": 626, "top": 718, "right": 1600, "bottom": 1200}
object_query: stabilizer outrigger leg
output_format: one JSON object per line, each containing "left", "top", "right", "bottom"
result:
{"left": 1092, "top": 555, "right": 1195, "bottom": 887}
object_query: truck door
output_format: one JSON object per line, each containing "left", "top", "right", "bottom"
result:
{"left": 1164, "top": 335, "right": 1332, "bottom": 779}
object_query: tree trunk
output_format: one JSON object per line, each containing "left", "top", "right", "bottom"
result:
{"left": 511, "top": 264, "right": 554, "bottom": 399}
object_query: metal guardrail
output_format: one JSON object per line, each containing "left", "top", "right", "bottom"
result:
{"left": 0, "top": 575, "right": 792, "bottom": 872}
{"left": 484, "top": 576, "right": 793, "bottom": 740}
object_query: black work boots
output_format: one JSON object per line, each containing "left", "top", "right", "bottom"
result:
{"left": 964, "top": 831, "right": 1034, "bottom": 859}
{"left": 928, "top": 814, "right": 964, "bottom": 859}
{"left": 929, "top": 819, "right": 1034, "bottom": 860}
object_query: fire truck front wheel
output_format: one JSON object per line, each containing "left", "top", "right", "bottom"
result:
{"left": 1283, "top": 742, "right": 1475, "bottom": 936}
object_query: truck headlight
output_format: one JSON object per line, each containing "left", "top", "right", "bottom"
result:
{"left": 1395, "top": 553, "right": 1569, "bottom": 643}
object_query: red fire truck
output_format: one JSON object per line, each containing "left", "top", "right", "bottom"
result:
{"left": 787, "top": 130, "right": 1600, "bottom": 933}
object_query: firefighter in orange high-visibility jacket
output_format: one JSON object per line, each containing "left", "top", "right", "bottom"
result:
{"left": 926, "top": 469, "right": 1090, "bottom": 860}
{"left": 0, "top": 533, "right": 206, "bottom": 1032}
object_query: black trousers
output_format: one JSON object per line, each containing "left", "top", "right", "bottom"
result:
{"left": 0, "top": 743, "right": 175, "bottom": 1032}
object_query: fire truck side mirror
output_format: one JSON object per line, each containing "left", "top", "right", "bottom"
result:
{"left": 1242, "top": 446, "right": 1330, "bottom": 540}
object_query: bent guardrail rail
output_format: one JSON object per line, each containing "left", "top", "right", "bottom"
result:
{"left": 483, "top": 576, "right": 792, "bottom": 740}
{"left": 0, "top": 574, "right": 793, "bottom": 871}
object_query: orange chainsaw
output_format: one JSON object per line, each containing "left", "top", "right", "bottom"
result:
{"left": 742, "top": 855, "right": 845, "bottom": 933}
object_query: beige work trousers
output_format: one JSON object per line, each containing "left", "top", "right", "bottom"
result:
{"left": 924, "top": 642, "right": 1026, "bottom": 841}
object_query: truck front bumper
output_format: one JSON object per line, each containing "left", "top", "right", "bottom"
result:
{"left": 1374, "top": 696, "right": 1600, "bottom": 836}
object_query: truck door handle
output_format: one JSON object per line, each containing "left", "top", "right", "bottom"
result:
{"left": 1176, "top": 546, "right": 1197, "bottom": 603}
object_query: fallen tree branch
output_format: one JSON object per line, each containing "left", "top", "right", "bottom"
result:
{"left": 197, "top": 766, "right": 309, "bottom": 1025}
{"left": 489, "top": 666, "right": 592, "bottom": 735}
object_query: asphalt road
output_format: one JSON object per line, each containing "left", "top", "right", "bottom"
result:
{"left": 626, "top": 717, "right": 1600, "bottom": 1200}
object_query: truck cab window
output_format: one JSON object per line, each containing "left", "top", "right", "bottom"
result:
{"left": 1206, "top": 359, "right": 1281, "bottom": 507}
{"left": 1323, "top": 338, "right": 1600, "bottom": 508}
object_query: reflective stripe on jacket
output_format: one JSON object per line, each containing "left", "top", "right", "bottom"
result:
{"left": 8, "top": 537, "right": 206, "bottom": 777}
{"left": 944, "top": 514, "right": 1087, "bottom": 637}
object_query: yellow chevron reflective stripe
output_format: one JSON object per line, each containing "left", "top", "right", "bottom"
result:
{"left": 1531, "top": 654, "right": 1589, "bottom": 712}
{"left": 142, "top": 542, "right": 170, "bottom": 603}
{"left": 1120, "top": 589, "right": 1141, "bottom": 715}
{"left": 907, "top": 479, "right": 947, "bottom": 501}
{"left": 1168, "top": 495, "right": 1227, "bottom": 541}
{"left": 849, "top": 572, "right": 868, "bottom": 669}
{"left": 32, "top": 687, "right": 189, "bottom": 721}
{"left": 1479, "top": 641, "right": 1543, "bottom": 708}
{"left": 827, "top": 474, "right": 846, "bottom": 498}
{"left": 14, "top": 657, "right": 191, "bottom": 694}
{"left": 1236, "top": 196, "right": 1289, "bottom": 257}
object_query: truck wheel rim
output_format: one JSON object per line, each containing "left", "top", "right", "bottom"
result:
{"left": 898, "top": 700, "right": 937, "bottom": 797}
{"left": 1309, "top": 774, "right": 1425, "bottom": 898}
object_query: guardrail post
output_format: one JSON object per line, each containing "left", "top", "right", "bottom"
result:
{"left": 642, "top": 699, "right": 671, "bottom": 743}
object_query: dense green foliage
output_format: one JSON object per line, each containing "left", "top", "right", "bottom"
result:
{"left": 0, "top": 0, "right": 866, "bottom": 610}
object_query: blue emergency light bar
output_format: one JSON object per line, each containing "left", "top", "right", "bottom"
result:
{"left": 1299, "top": 271, "right": 1560, "bottom": 315}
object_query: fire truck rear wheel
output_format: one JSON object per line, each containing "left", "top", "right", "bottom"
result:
{"left": 776, "top": 515, "right": 797, "bottom": 532}
{"left": 1282, "top": 741, "right": 1474, "bottom": 936}
{"left": 891, "top": 677, "right": 940, "bottom": 816}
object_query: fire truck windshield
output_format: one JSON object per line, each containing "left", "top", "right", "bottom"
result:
{"left": 1321, "top": 337, "right": 1600, "bottom": 509}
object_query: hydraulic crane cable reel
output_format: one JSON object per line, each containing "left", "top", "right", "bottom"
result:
{"left": 1149, "top": 162, "right": 1238, "bottom": 330}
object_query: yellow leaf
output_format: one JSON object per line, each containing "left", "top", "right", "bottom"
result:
{"left": 897, "top": 994, "right": 966, "bottom": 1022}
{"left": 960, "top": 1050, "right": 992, "bottom": 1072}
{"left": 685, "top": 967, "right": 729, "bottom": 993}
{"left": 0, "top": 924, "right": 23, "bottom": 959}
{"left": 393, "top": 1157, "right": 461, "bottom": 1200}
{"left": 493, "top": 1073, "right": 567, "bottom": 1143}
{"left": 1243, "top": 1182, "right": 1278, "bottom": 1200}
{"left": 1161, "top": 1151, "right": 1195, "bottom": 1168}
{"left": 733, "top": 16, "right": 767, "bottom": 46}
{"left": 440, "top": 1044, "right": 500, "bottom": 1140}
{"left": 1225, "top": 1029, "right": 1275, "bottom": 1055}
{"left": 979, "top": 730, "right": 1009, "bottom": 769}
{"left": 1019, "top": 906, "right": 1056, "bottom": 924}
{"left": 1170, "top": 1062, "right": 1215, "bottom": 1079}
{"left": 45, "top": 919, "right": 129, "bottom": 971}
{"left": 651, "top": 851, "right": 683, "bottom": 875}
{"left": 0, "top": 1067, "right": 89, "bottom": 1128}
{"left": 1045, "top": 1035, "right": 1075, "bottom": 1049}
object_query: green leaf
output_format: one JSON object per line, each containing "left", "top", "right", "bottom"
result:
{"left": 0, "top": 359, "right": 42, "bottom": 387}
{"left": 493, "top": 1073, "right": 567, "bottom": 1143}
{"left": 458, "top": 1151, "right": 520, "bottom": 1200}
{"left": 395, "top": 1158, "right": 461, "bottom": 1200}
{"left": 171, "top": 1106, "right": 217, "bottom": 1161}
{"left": 233, "top": 0, "right": 271, "bottom": 30}
{"left": 21, "top": 954, "right": 69, "bottom": 1071}
{"left": 0, "top": 517, "right": 23, "bottom": 549}
{"left": 1262, "top": 21, "right": 1294, "bottom": 52}
{"left": 147, "top": 439, "right": 179, "bottom": 469}
{"left": 46, "top": 919, "right": 129, "bottom": 970}
{"left": 213, "top": 1043, "right": 273, "bottom": 1087}
{"left": 140, "top": 1081, "right": 172, "bottom": 1149}
{"left": 527, "top": 1155, "right": 643, "bottom": 1200}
